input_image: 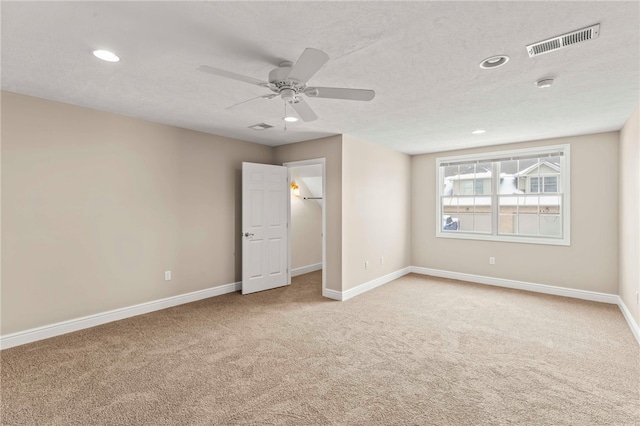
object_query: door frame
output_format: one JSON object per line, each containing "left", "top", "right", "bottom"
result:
{"left": 283, "top": 158, "right": 326, "bottom": 295}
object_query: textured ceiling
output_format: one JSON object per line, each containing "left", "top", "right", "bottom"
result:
{"left": 2, "top": 1, "right": 638, "bottom": 154}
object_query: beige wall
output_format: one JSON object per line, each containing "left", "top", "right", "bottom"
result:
{"left": 412, "top": 132, "right": 619, "bottom": 293}
{"left": 273, "top": 136, "right": 343, "bottom": 291}
{"left": 619, "top": 107, "right": 640, "bottom": 325}
{"left": 2, "top": 89, "right": 634, "bottom": 338}
{"left": 290, "top": 178, "right": 322, "bottom": 270}
{"left": 341, "top": 135, "right": 411, "bottom": 291}
{"left": 1, "top": 92, "right": 273, "bottom": 334}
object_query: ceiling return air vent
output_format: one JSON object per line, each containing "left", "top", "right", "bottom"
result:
{"left": 249, "top": 123, "right": 273, "bottom": 131}
{"left": 526, "top": 24, "right": 600, "bottom": 57}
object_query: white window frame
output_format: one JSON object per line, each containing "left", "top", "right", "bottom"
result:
{"left": 436, "top": 144, "right": 570, "bottom": 246}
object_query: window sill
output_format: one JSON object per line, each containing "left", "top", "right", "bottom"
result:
{"left": 436, "top": 231, "right": 570, "bottom": 246}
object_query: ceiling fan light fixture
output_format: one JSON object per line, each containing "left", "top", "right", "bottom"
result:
{"left": 284, "top": 116, "right": 299, "bottom": 122}
{"left": 472, "top": 129, "right": 486, "bottom": 134}
{"left": 479, "top": 55, "right": 509, "bottom": 69}
{"left": 92, "top": 49, "right": 120, "bottom": 62}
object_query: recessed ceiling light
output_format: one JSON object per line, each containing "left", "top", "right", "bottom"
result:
{"left": 536, "top": 78, "right": 555, "bottom": 88}
{"left": 283, "top": 116, "right": 299, "bottom": 123}
{"left": 92, "top": 49, "right": 120, "bottom": 62}
{"left": 472, "top": 129, "right": 486, "bottom": 134}
{"left": 479, "top": 55, "right": 509, "bottom": 69}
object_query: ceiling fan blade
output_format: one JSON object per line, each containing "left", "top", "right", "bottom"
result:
{"left": 198, "top": 65, "right": 268, "bottom": 86}
{"left": 290, "top": 97, "right": 318, "bottom": 122}
{"left": 305, "top": 87, "right": 375, "bottom": 101}
{"left": 285, "top": 48, "right": 329, "bottom": 84}
{"left": 225, "top": 94, "right": 277, "bottom": 110}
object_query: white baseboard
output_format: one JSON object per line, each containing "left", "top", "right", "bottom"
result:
{"left": 0, "top": 281, "right": 241, "bottom": 350}
{"left": 617, "top": 297, "right": 640, "bottom": 345}
{"left": 320, "top": 267, "right": 412, "bottom": 301}
{"left": 292, "top": 263, "right": 322, "bottom": 277}
{"left": 341, "top": 267, "right": 413, "bottom": 301}
{"left": 322, "top": 288, "right": 343, "bottom": 301}
{"left": 410, "top": 266, "right": 619, "bottom": 304}
{"left": 411, "top": 266, "right": 639, "bottom": 345}
{"left": 4, "top": 266, "right": 638, "bottom": 349}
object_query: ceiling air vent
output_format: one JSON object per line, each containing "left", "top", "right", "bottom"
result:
{"left": 249, "top": 123, "right": 273, "bottom": 131}
{"left": 526, "top": 24, "right": 600, "bottom": 57}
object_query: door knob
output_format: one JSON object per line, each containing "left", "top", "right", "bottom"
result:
{"left": 243, "top": 232, "right": 254, "bottom": 238}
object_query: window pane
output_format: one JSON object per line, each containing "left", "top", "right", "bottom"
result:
{"left": 499, "top": 214, "right": 517, "bottom": 234}
{"left": 474, "top": 179, "right": 484, "bottom": 195}
{"left": 441, "top": 196, "right": 459, "bottom": 232}
{"left": 476, "top": 162, "right": 492, "bottom": 173}
{"left": 500, "top": 159, "right": 518, "bottom": 175}
{"left": 474, "top": 196, "right": 491, "bottom": 212}
{"left": 498, "top": 196, "right": 518, "bottom": 234}
{"left": 443, "top": 165, "right": 458, "bottom": 195}
{"left": 442, "top": 215, "right": 460, "bottom": 231}
{"left": 499, "top": 159, "right": 520, "bottom": 194}
{"left": 540, "top": 195, "right": 561, "bottom": 214}
{"left": 519, "top": 158, "right": 537, "bottom": 172}
{"left": 474, "top": 214, "right": 492, "bottom": 232}
{"left": 474, "top": 196, "right": 492, "bottom": 233}
{"left": 530, "top": 177, "right": 539, "bottom": 193}
{"left": 518, "top": 214, "right": 539, "bottom": 235}
{"left": 543, "top": 176, "right": 558, "bottom": 193}
{"left": 540, "top": 215, "right": 562, "bottom": 236}
{"left": 456, "top": 213, "right": 474, "bottom": 231}
{"left": 460, "top": 180, "right": 473, "bottom": 195}
{"left": 475, "top": 162, "right": 492, "bottom": 195}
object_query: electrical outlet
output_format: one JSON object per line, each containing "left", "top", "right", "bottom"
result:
{"left": 164, "top": 271, "right": 172, "bottom": 281}
{"left": 489, "top": 257, "right": 496, "bottom": 265}
{"left": 364, "top": 261, "right": 369, "bottom": 270}
{"left": 380, "top": 256, "right": 384, "bottom": 265}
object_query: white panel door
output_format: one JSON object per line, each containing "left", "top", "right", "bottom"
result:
{"left": 242, "top": 162, "right": 289, "bottom": 295}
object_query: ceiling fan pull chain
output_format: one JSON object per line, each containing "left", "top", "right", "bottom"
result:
{"left": 284, "top": 102, "right": 288, "bottom": 131}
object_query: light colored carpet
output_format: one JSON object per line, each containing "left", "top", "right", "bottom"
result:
{"left": 2, "top": 272, "right": 639, "bottom": 425}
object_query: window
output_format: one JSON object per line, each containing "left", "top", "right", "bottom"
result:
{"left": 530, "top": 176, "right": 558, "bottom": 193}
{"left": 437, "top": 145, "right": 570, "bottom": 245}
{"left": 530, "top": 177, "right": 539, "bottom": 193}
{"left": 460, "top": 180, "right": 473, "bottom": 195}
{"left": 543, "top": 176, "right": 558, "bottom": 193}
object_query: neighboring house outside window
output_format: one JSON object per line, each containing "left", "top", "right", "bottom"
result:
{"left": 437, "top": 145, "right": 570, "bottom": 245}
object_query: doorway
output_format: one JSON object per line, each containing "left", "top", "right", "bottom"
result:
{"left": 284, "top": 159, "right": 326, "bottom": 294}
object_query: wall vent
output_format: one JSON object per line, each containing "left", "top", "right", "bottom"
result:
{"left": 526, "top": 24, "right": 600, "bottom": 58}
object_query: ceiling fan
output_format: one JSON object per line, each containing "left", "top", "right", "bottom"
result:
{"left": 198, "top": 48, "right": 375, "bottom": 122}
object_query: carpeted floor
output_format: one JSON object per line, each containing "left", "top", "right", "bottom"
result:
{"left": 1, "top": 272, "right": 639, "bottom": 425}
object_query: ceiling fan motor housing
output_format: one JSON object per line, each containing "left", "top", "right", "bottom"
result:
{"left": 269, "top": 64, "right": 309, "bottom": 103}
{"left": 280, "top": 88, "right": 297, "bottom": 104}
{"left": 269, "top": 66, "right": 293, "bottom": 85}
